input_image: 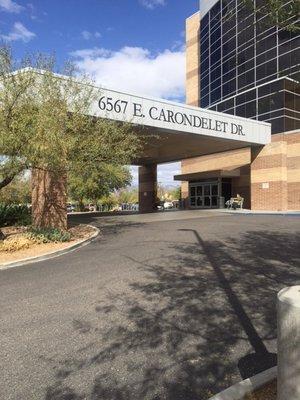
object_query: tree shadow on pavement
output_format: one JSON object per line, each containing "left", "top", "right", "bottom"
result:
{"left": 44, "top": 229, "right": 300, "bottom": 400}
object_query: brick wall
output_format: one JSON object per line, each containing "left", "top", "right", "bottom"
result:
{"left": 250, "top": 132, "right": 300, "bottom": 211}
{"left": 179, "top": 132, "right": 300, "bottom": 211}
{"left": 286, "top": 132, "right": 300, "bottom": 210}
{"left": 186, "top": 12, "right": 200, "bottom": 107}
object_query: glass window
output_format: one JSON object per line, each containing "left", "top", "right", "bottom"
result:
{"left": 238, "top": 70, "right": 254, "bottom": 90}
{"left": 224, "top": 108, "right": 235, "bottom": 115}
{"left": 211, "top": 77, "right": 221, "bottom": 92}
{"left": 201, "top": 13, "right": 209, "bottom": 38}
{"left": 223, "top": 79, "right": 236, "bottom": 97}
{"left": 236, "top": 92, "right": 246, "bottom": 106}
{"left": 201, "top": 58, "right": 209, "bottom": 75}
{"left": 223, "top": 55, "right": 236, "bottom": 74}
{"left": 210, "top": 47, "right": 221, "bottom": 67}
{"left": 285, "top": 116, "right": 300, "bottom": 132}
{"left": 223, "top": 68, "right": 236, "bottom": 83}
{"left": 245, "top": 101, "right": 257, "bottom": 118}
{"left": 245, "top": 88, "right": 256, "bottom": 102}
{"left": 201, "top": 85, "right": 209, "bottom": 98}
{"left": 211, "top": 1, "right": 221, "bottom": 20}
{"left": 256, "top": 33, "right": 277, "bottom": 55}
{"left": 238, "top": 59, "right": 254, "bottom": 75}
{"left": 256, "top": 59, "right": 277, "bottom": 82}
{"left": 223, "top": 8, "right": 236, "bottom": 33}
{"left": 279, "top": 49, "right": 299, "bottom": 73}
{"left": 222, "top": 98, "right": 234, "bottom": 110}
{"left": 270, "top": 117, "right": 284, "bottom": 134}
{"left": 238, "top": 25, "right": 254, "bottom": 48}
{"left": 196, "top": 186, "right": 203, "bottom": 196}
{"left": 211, "top": 65, "right": 221, "bottom": 82}
{"left": 211, "top": 26, "right": 221, "bottom": 46}
{"left": 201, "top": 37, "right": 209, "bottom": 54}
{"left": 201, "top": 94, "right": 210, "bottom": 107}
{"left": 236, "top": 104, "right": 246, "bottom": 117}
{"left": 285, "top": 90, "right": 300, "bottom": 112}
{"left": 256, "top": 47, "right": 277, "bottom": 66}
{"left": 223, "top": 38, "right": 236, "bottom": 58}
{"left": 259, "top": 80, "right": 283, "bottom": 97}
{"left": 197, "top": 197, "right": 204, "bottom": 207}
{"left": 201, "top": 75, "right": 209, "bottom": 89}
{"left": 258, "top": 92, "right": 283, "bottom": 116}
{"left": 211, "top": 87, "right": 222, "bottom": 103}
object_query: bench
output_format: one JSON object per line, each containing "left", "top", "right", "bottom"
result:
{"left": 226, "top": 197, "right": 244, "bottom": 210}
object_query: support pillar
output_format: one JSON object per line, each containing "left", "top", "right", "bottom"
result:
{"left": 31, "top": 169, "right": 67, "bottom": 230}
{"left": 138, "top": 164, "right": 157, "bottom": 213}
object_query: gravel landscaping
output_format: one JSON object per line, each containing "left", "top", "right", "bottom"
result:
{"left": 245, "top": 380, "right": 276, "bottom": 399}
{"left": 0, "top": 224, "right": 97, "bottom": 265}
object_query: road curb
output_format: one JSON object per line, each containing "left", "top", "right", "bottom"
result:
{"left": 0, "top": 225, "right": 100, "bottom": 271}
{"left": 209, "top": 366, "right": 277, "bottom": 400}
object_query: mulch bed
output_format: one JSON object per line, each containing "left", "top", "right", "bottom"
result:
{"left": 0, "top": 224, "right": 97, "bottom": 265}
{"left": 245, "top": 380, "right": 276, "bottom": 400}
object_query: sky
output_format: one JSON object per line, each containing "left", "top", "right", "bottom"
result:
{"left": 0, "top": 0, "right": 199, "bottom": 187}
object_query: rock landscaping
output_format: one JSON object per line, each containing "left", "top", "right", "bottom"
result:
{"left": 0, "top": 224, "right": 97, "bottom": 266}
{"left": 244, "top": 380, "right": 276, "bottom": 400}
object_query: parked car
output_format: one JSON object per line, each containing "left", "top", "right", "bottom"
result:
{"left": 66, "top": 203, "right": 75, "bottom": 212}
{"left": 85, "top": 204, "right": 97, "bottom": 212}
{"left": 163, "top": 201, "right": 174, "bottom": 209}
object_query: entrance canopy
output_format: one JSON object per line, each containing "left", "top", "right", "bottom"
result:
{"left": 91, "top": 87, "right": 271, "bottom": 165}
{"left": 15, "top": 69, "right": 271, "bottom": 165}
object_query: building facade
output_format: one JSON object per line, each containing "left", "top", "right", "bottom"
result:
{"left": 180, "top": 0, "right": 300, "bottom": 210}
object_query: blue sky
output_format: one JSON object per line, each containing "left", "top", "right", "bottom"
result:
{"left": 0, "top": 0, "right": 199, "bottom": 186}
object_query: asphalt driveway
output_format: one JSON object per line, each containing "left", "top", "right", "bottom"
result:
{"left": 1, "top": 211, "right": 300, "bottom": 400}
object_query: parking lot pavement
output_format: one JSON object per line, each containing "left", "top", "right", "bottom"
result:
{"left": 0, "top": 213, "right": 299, "bottom": 400}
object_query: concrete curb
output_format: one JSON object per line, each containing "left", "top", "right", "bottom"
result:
{"left": 0, "top": 225, "right": 100, "bottom": 271}
{"left": 209, "top": 366, "right": 277, "bottom": 400}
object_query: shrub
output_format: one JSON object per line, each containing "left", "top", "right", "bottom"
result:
{"left": 0, "top": 234, "right": 34, "bottom": 252}
{"left": 0, "top": 204, "right": 31, "bottom": 227}
{"left": 29, "top": 227, "right": 71, "bottom": 243}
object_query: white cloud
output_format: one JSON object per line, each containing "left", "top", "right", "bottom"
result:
{"left": 81, "top": 30, "right": 101, "bottom": 40}
{"left": 0, "top": 0, "right": 23, "bottom": 13}
{"left": 139, "top": 0, "right": 166, "bottom": 9}
{"left": 71, "top": 45, "right": 185, "bottom": 100}
{"left": 0, "top": 22, "right": 35, "bottom": 42}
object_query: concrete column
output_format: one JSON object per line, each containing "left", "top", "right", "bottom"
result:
{"left": 31, "top": 169, "right": 67, "bottom": 230}
{"left": 277, "top": 286, "right": 300, "bottom": 400}
{"left": 138, "top": 164, "right": 157, "bottom": 213}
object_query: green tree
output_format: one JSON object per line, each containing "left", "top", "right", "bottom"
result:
{"left": 115, "top": 188, "right": 139, "bottom": 205}
{"left": 0, "top": 174, "right": 31, "bottom": 205}
{"left": 68, "top": 164, "right": 132, "bottom": 210}
{"left": 169, "top": 186, "right": 181, "bottom": 201}
{"left": 226, "top": 0, "right": 299, "bottom": 33}
{"left": 0, "top": 46, "right": 141, "bottom": 229}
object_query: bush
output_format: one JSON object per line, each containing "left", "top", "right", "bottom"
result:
{"left": 29, "top": 227, "right": 71, "bottom": 243}
{"left": 0, "top": 233, "right": 35, "bottom": 252}
{"left": 0, "top": 204, "right": 31, "bottom": 227}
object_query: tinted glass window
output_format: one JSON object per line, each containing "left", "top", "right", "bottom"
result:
{"left": 210, "top": 47, "right": 221, "bottom": 67}
{"left": 211, "top": 87, "right": 222, "bottom": 103}
{"left": 211, "top": 65, "right": 221, "bottom": 82}
{"left": 211, "top": 77, "right": 221, "bottom": 92}
{"left": 223, "top": 79, "right": 236, "bottom": 97}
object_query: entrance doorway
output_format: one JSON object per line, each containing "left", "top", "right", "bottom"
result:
{"left": 189, "top": 181, "right": 219, "bottom": 208}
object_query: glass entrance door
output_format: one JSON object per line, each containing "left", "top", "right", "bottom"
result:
{"left": 189, "top": 182, "right": 219, "bottom": 209}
